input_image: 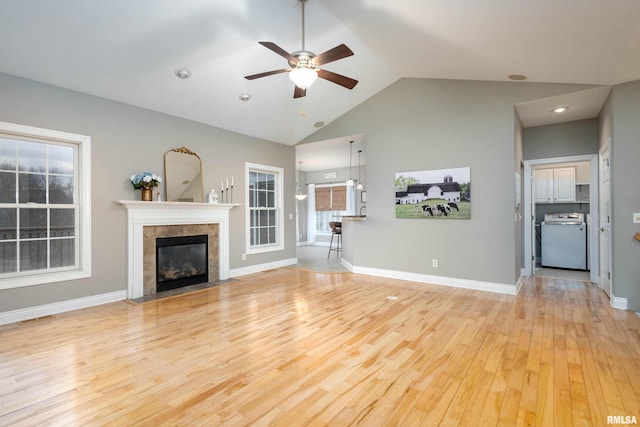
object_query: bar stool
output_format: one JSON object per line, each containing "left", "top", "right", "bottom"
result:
{"left": 328, "top": 221, "right": 342, "bottom": 260}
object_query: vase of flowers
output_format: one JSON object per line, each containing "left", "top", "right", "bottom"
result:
{"left": 130, "top": 172, "right": 162, "bottom": 201}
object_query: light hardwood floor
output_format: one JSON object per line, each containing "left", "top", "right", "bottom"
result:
{"left": 1, "top": 269, "right": 639, "bottom": 426}
{"left": 292, "top": 245, "right": 350, "bottom": 273}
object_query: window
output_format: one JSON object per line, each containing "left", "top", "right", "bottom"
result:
{"left": 316, "top": 210, "right": 348, "bottom": 234}
{"left": 315, "top": 185, "right": 347, "bottom": 211}
{"left": 246, "top": 163, "right": 284, "bottom": 254}
{"left": 0, "top": 121, "right": 91, "bottom": 290}
{"left": 314, "top": 184, "right": 350, "bottom": 234}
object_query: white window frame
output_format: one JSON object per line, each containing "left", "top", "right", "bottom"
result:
{"left": 245, "top": 162, "right": 284, "bottom": 254}
{"left": 0, "top": 121, "right": 91, "bottom": 290}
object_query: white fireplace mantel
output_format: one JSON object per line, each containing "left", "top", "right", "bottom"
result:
{"left": 117, "top": 201, "right": 239, "bottom": 299}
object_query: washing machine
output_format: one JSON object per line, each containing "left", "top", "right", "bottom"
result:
{"left": 541, "top": 213, "right": 587, "bottom": 270}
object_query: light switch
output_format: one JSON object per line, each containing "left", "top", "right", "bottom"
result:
{"left": 634, "top": 213, "right": 640, "bottom": 223}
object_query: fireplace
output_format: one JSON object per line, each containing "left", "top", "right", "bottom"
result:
{"left": 143, "top": 224, "right": 219, "bottom": 295}
{"left": 156, "top": 235, "right": 208, "bottom": 291}
{"left": 117, "top": 201, "right": 235, "bottom": 299}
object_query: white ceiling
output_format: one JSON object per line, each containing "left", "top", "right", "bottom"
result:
{"left": 296, "top": 134, "right": 365, "bottom": 172}
{"left": 1, "top": 0, "right": 639, "bottom": 152}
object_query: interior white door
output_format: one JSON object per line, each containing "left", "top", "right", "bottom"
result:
{"left": 599, "top": 143, "right": 611, "bottom": 297}
{"left": 530, "top": 174, "right": 537, "bottom": 274}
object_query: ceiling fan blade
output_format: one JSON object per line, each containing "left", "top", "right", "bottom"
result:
{"left": 258, "top": 41, "right": 298, "bottom": 65}
{"left": 317, "top": 69, "right": 358, "bottom": 90}
{"left": 244, "top": 69, "right": 290, "bottom": 80}
{"left": 294, "top": 86, "right": 307, "bottom": 99}
{"left": 312, "top": 44, "right": 354, "bottom": 67}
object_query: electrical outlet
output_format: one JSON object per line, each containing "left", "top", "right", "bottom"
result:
{"left": 634, "top": 213, "right": 640, "bottom": 224}
{"left": 242, "top": 253, "right": 246, "bottom": 261}
{"left": 432, "top": 259, "right": 438, "bottom": 268}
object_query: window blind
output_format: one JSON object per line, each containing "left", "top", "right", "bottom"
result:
{"left": 315, "top": 185, "right": 346, "bottom": 211}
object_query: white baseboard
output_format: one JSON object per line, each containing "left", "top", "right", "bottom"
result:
{"left": 515, "top": 275, "right": 524, "bottom": 294}
{"left": 298, "top": 241, "right": 330, "bottom": 247}
{"left": 229, "top": 257, "right": 298, "bottom": 278}
{"left": 352, "top": 265, "right": 519, "bottom": 295}
{"left": 610, "top": 293, "right": 628, "bottom": 310}
{"left": 0, "top": 290, "right": 127, "bottom": 326}
{"left": 341, "top": 258, "right": 354, "bottom": 272}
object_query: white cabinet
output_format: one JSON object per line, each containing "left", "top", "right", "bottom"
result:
{"left": 534, "top": 167, "right": 575, "bottom": 203}
{"left": 534, "top": 169, "right": 553, "bottom": 203}
{"left": 575, "top": 161, "right": 590, "bottom": 184}
{"left": 553, "top": 167, "right": 576, "bottom": 202}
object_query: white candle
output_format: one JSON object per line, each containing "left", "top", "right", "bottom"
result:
{"left": 226, "top": 178, "right": 229, "bottom": 189}
{"left": 221, "top": 180, "right": 224, "bottom": 191}
{"left": 231, "top": 176, "right": 234, "bottom": 187}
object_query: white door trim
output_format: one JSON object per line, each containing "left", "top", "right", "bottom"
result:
{"left": 598, "top": 139, "right": 612, "bottom": 296}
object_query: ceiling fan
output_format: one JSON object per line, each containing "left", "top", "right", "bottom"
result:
{"left": 244, "top": 0, "right": 358, "bottom": 99}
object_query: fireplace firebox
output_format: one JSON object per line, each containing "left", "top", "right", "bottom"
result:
{"left": 156, "top": 235, "right": 208, "bottom": 291}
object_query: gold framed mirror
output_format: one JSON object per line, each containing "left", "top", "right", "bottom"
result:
{"left": 164, "top": 147, "right": 204, "bottom": 202}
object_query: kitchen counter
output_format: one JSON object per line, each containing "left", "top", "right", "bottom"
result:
{"left": 341, "top": 215, "right": 367, "bottom": 221}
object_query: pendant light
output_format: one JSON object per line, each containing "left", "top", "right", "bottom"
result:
{"left": 356, "top": 149, "right": 364, "bottom": 190}
{"left": 346, "top": 141, "right": 354, "bottom": 186}
{"left": 295, "top": 161, "right": 308, "bottom": 200}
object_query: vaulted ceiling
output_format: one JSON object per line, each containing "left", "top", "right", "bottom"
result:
{"left": 1, "top": 0, "right": 639, "bottom": 150}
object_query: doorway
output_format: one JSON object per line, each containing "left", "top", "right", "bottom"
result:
{"left": 523, "top": 154, "right": 599, "bottom": 284}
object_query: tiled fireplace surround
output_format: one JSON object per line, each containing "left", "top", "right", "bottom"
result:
{"left": 143, "top": 224, "right": 219, "bottom": 295}
{"left": 118, "top": 201, "right": 235, "bottom": 299}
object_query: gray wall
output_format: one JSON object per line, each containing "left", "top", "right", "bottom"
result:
{"left": 303, "top": 78, "right": 599, "bottom": 286}
{"left": 0, "top": 72, "right": 296, "bottom": 313}
{"left": 523, "top": 119, "right": 599, "bottom": 160}
{"left": 607, "top": 81, "right": 640, "bottom": 311}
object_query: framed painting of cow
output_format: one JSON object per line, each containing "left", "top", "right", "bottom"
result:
{"left": 395, "top": 167, "right": 470, "bottom": 218}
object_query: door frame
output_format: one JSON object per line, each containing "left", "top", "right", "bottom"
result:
{"left": 523, "top": 154, "right": 599, "bottom": 283}
{"left": 598, "top": 139, "right": 612, "bottom": 297}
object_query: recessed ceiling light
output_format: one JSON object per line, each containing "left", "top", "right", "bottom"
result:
{"left": 239, "top": 93, "right": 251, "bottom": 102}
{"left": 551, "top": 106, "right": 569, "bottom": 113}
{"left": 313, "top": 121, "right": 325, "bottom": 128}
{"left": 508, "top": 74, "right": 527, "bottom": 81}
{"left": 175, "top": 68, "right": 191, "bottom": 79}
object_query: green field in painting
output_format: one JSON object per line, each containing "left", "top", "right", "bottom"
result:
{"left": 395, "top": 199, "right": 470, "bottom": 219}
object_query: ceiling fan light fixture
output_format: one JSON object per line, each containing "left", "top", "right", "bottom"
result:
{"left": 244, "top": 0, "right": 357, "bottom": 98}
{"left": 289, "top": 66, "right": 318, "bottom": 89}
